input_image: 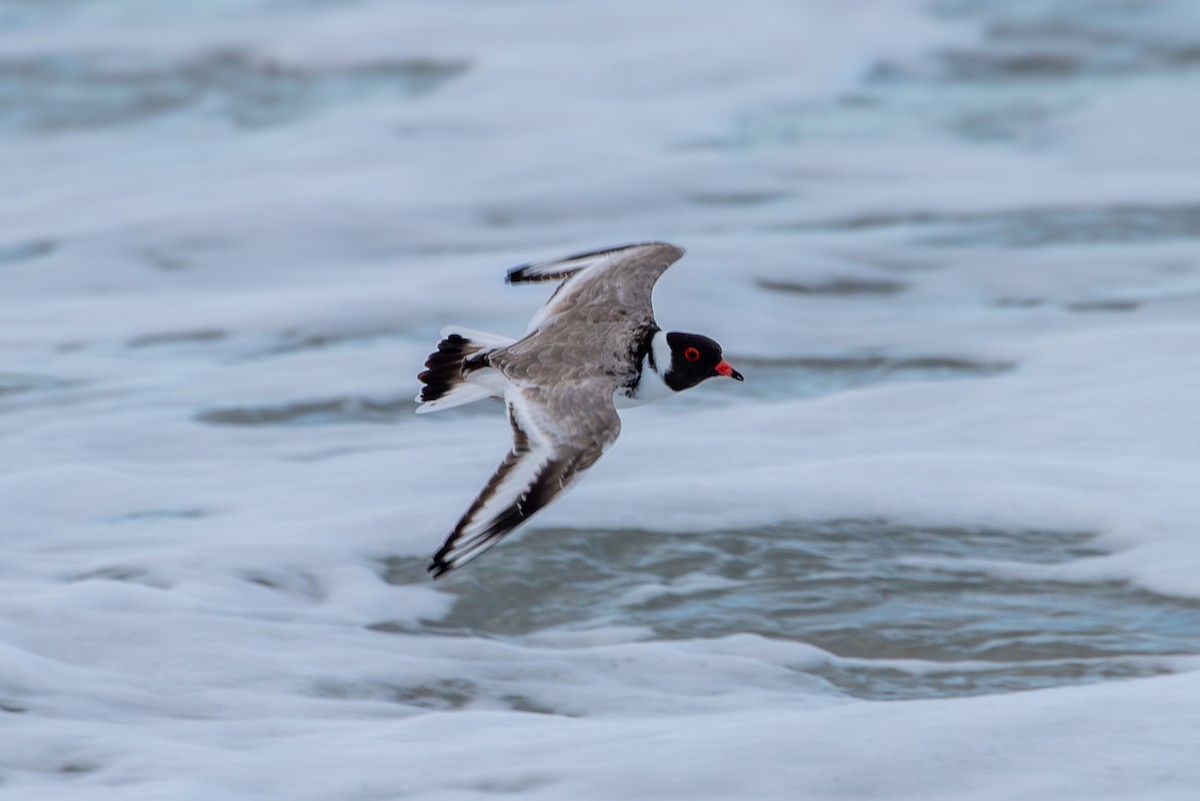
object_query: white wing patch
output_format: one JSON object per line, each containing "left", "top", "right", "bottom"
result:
{"left": 438, "top": 326, "right": 515, "bottom": 348}
{"left": 427, "top": 388, "right": 561, "bottom": 576}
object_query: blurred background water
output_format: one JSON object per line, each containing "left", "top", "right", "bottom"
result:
{"left": 3, "top": 0, "right": 1200, "bottom": 798}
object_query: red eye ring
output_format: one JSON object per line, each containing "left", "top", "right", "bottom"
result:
{"left": 684, "top": 346, "right": 701, "bottom": 362}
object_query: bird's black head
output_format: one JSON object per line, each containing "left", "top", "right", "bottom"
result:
{"left": 663, "top": 331, "right": 744, "bottom": 392}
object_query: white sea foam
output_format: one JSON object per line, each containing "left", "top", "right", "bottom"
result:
{"left": 2, "top": 0, "right": 1200, "bottom": 797}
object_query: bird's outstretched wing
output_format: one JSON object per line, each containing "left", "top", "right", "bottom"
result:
{"left": 507, "top": 242, "right": 684, "bottom": 333}
{"left": 427, "top": 380, "right": 621, "bottom": 578}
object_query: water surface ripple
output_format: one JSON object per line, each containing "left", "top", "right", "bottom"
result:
{"left": 382, "top": 521, "right": 1200, "bottom": 700}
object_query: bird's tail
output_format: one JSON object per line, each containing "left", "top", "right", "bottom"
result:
{"left": 415, "top": 327, "right": 514, "bottom": 414}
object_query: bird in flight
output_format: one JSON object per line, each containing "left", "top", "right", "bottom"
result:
{"left": 416, "top": 242, "right": 743, "bottom": 577}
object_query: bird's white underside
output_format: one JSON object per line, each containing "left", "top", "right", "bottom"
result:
{"left": 616, "top": 330, "right": 674, "bottom": 408}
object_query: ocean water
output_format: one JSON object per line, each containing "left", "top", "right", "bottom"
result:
{"left": 3, "top": 0, "right": 1200, "bottom": 799}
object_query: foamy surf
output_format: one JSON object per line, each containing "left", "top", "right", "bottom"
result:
{"left": 2, "top": 0, "right": 1200, "bottom": 798}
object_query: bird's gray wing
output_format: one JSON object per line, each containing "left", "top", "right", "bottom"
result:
{"left": 507, "top": 242, "right": 684, "bottom": 333}
{"left": 427, "top": 379, "right": 621, "bottom": 578}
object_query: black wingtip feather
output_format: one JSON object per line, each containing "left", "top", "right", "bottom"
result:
{"left": 425, "top": 450, "right": 582, "bottom": 580}
{"left": 417, "top": 334, "right": 473, "bottom": 404}
{"left": 506, "top": 242, "right": 676, "bottom": 285}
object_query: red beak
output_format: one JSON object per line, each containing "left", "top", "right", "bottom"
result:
{"left": 715, "top": 360, "right": 744, "bottom": 381}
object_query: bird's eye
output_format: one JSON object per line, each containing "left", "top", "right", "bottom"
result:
{"left": 684, "top": 347, "right": 701, "bottom": 362}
